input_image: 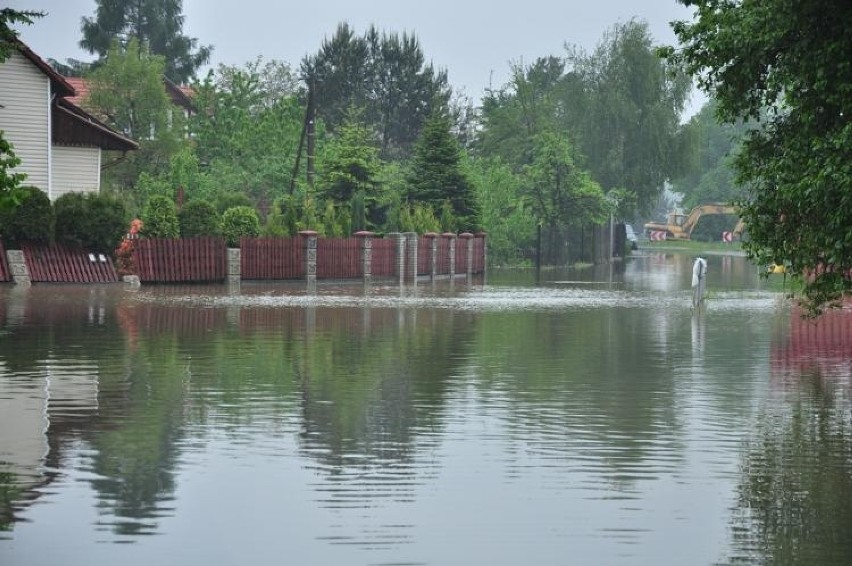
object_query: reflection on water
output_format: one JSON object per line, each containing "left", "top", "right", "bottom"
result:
{"left": 0, "top": 254, "right": 851, "bottom": 565}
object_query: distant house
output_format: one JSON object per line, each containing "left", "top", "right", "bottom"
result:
{"left": 0, "top": 40, "right": 138, "bottom": 200}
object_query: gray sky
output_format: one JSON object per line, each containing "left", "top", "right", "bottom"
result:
{"left": 6, "top": 0, "right": 703, "bottom": 113}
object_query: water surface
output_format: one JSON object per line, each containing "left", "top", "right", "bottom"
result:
{"left": 1, "top": 251, "right": 851, "bottom": 565}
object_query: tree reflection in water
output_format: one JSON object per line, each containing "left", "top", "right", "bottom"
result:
{"left": 727, "top": 373, "right": 852, "bottom": 565}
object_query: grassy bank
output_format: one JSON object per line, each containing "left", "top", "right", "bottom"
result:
{"left": 639, "top": 239, "right": 745, "bottom": 256}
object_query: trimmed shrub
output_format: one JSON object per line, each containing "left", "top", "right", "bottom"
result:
{"left": 141, "top": 195, "right": 180, "bottom": 239}
{"left": 215, "top": 192, "right": 253, "bottom": 215}
{"left": 221, "top": 206, "right": 260, "bottom": 247}
{"left": 0, "top": 186, "right": 53, "bottom": 247}
{"left": 82, "top": 193, "right": 129, "bottom": 253}
{"left": 53, "top": 192, "right": 87, "bottom": 248}
{"left": 53, "top": 192, "right": 128, "bottom": 252}
{"left": 179, "top": 199, "right": 220, "bottom": 238}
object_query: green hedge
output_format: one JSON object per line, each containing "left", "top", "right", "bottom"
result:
{"left": 179, "top": 199, "right": 220, "bottom": 238}
{"left": 0, "top": 186, "right": 53, "bottom": 247}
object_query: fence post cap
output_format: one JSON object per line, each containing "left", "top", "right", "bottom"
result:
{"left": 298, "top": 230, "right": 318, "bottom": 238}
{"left": 459, "top": 232, "right": 474, "bottom": 239}
{"left": 441, "top": 232, "right": 456, "bottom": 238}
{"left": 423, "top": 232, "right": 439, "bottom": 238}
{"left": 354, "top": 231, "right": 374, "bottom": 238}
{"left": 475, "top": 231, "right": 488, "bottom": 237}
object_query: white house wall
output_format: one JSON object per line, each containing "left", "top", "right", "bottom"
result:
{"left": 51, "top": 145, "right": 100, "bottom": 198}
{"left": 0, "top": 51, "right": 50, "bottom": 193}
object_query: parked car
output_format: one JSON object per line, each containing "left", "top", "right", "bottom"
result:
{"left": 625, "top": 224, "right": 639, "bottom": 250}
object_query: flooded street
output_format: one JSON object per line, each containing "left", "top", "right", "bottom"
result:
{"left": 2, "top": 250, "right": 851, "bottom": 565}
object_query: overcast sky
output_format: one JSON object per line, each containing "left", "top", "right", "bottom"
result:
{"left": 7, "top": 0, "right": 703, "bottom": 114}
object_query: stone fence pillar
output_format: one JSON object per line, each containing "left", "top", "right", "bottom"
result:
{"left": 423, "top": 232, "right": 438, "bottom": 279}
{"left": 386, "top": 232, "right": 405, "bottom": 285}
{"left": 226, "top": 247, "right": 241, "bottom": 287}
{"left": 355, "top": 231, "right": 374, "bottom": 284}
{"left": 5, "top": 250, "right": 30, "bottom": 286}
{"left": 300, "top": 230, "right": 318, "bottom": 293}
{"left": 442, "top": 232, "right": 457, "bottom": 278}
{"left": 404, "top": 232, "right": 418, "bottom": 284}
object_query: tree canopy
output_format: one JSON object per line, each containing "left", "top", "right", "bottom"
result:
{"left": 302, "top": 23, "right": 452, "bottom": 160}
{"left": 669, "top": 0, "right": 852, "bottom": 313}
{"left": 80, "top": 0, "right": 211, "bottom": 83}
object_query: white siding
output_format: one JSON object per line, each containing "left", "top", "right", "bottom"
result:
{"left": 51, "top": 145, "right": 101, "bottom": 199}
{"left": 0, "top": 51, "right": 50, "bottom": 191}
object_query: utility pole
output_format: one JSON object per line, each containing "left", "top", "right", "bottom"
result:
{"left": 290, "top": 79, "right": 316, "bottom": 194}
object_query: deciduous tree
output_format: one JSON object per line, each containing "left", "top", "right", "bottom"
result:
{"left": 669, "top": 0, "right": 852, "bottom": 313}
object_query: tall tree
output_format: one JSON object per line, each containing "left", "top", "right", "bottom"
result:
{"left": 523, "top": 131, "right": 608, "bottom": 232}
{"left": 478, "top": 56, "right": 569, "bottom": 168}
{"left": 84, "top": 38, "right": 183, "bottom": 198}
{"left": 407, "top": 113, "right": 479, "bottom": 231}
{"left": 80, "top": 0, "right": 211, "bottom": 83}
{"left": 566, "top": 20, "right": 692, "bottom": 215}
{"left": 302, "top": 23, "right": 452, "bottom": 160}
{"left": 190, "top": 59, "right": 304, "bottom": 208}
{"left": 670, "top": 100, "right": 751, "bottom": 209}
{"left": 669, "top": 0, "right": 852, "bottom": 313}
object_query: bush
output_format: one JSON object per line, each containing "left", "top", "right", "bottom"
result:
{"left": 0, "top": 186, "right": 53, "bottom": 247}
{"left": 215, "top": 192, "right": 253, "bottom": 215}
{"left": 141, "top": 195, "right": 180, "bottom": 239}
{"left": 53, "top": 192, "right": 128, "bottom": 252}
{"left": 53, "top": 192, "right": 87, "bottom": 247}
{"left": 82, "top": 193, "right": 129, "bottom": 252}
{"left": 179, "top": 199, "right": 220, "bottom": 238}
{"left": 221, "top": 206, "right": 260, "bottom": 247}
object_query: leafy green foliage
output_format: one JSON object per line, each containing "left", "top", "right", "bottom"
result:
{"left": 191, "top": 60, "right": 305, "bottom": 207}
{"left": 670, "top": 0, "right": 852, "bottom": 313}
{"left": 215, "top": 192, "right": 253, "bottom": 215}
{"left": 0, "top": 8, "right": 42, "bottom": 59}
{"left": 0, "top": 134, "right": 26, "bottom": 215}
{"left": 178, "top": 199, "right": 220, "bottom": 238}
{"left": 84, "top": 38, "right": 185, "bottom": 197}
{"left": 80, "top": 0, "right": 211, "bottom": 83}
{"left": 53, "top": 192, "right": 128, "bottom": 252}
{"left": 478, "top": 21, "right": 691, "bottom": 216}
{"left": 671, "top": 101, "right": 752, "bottom": 208}
{"left": 467, "top": 157, "right": 536, "bottom": 265}
{"left": 0, "top": 186, "right": 53, "bottom": 247}
{"left": 407, "top": 113, "right": 479, "bottom": 231}
{"left": 141, "top": 195, "right": 180, "bottom": 239}
{"left": 82, "top": 193, "right": 130, "bottom": 253}
{"left": 523, "top": 132, "right": 609, "bottom": 230}
{"left": 221, "top": 206, "right": 260, "bottom": 247}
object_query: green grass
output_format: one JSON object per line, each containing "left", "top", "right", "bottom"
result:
{"left": 640, "top": 239, "right": 744, "bottom": 255}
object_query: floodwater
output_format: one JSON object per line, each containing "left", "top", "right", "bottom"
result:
{"left": 1, "top": 250, "right": 851, "bottom": 565}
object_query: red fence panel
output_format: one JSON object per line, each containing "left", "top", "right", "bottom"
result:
{"left": 133, "top": 237, "right": 226, "bottom": 283}
{"left": 417, "top": 237, "right": 431, "bottom": 276}
{"left": 472, "top": 236, "right": 485, "bottom": 273}
{"left": 371, "top": 238, "right": 396, "bottom": 278}
{"left": 241, "top": 237, "right": 304, "bottom": 280}
{"left": 0, "top": 241, "right": 10, "bottom": 282}
{"left": 316, "top": 238, "right": 360, "bottom": 279}
{"left": 436, "top": 238, "right": 451, "bottom": 275}
{"left": 21, "top": 243, "right": 119, "bottom": 283}
{"left": 455, "top": 239, "right": 468, "bottom": 273}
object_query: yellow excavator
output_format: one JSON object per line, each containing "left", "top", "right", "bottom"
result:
{"left": 643, "top": 204, "right": 744, "bottom": 240}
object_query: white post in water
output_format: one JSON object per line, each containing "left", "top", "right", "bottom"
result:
{"left": 692, "top": 257, "right": 708, "bottom": 308}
